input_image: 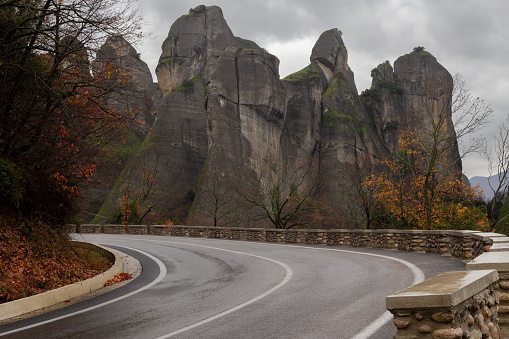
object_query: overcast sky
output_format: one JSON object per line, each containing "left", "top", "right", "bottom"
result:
{"left": 133, "top": 0, "right": 508, "bottom": 179}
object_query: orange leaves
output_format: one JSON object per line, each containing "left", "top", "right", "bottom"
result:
{"left": 0, "top": 221, "right": 110, "bottom": 303}
{"left": 78, "top": 164, "right": 96, "bottom": 180}
{"left": 53, "top": 172, "right": 78, "bottom": 198}
{"left": 121, "top": 192, "right": 132, "bottom": 227}
{"left": 58, "top": 125, "right": 71, "bottom": 139}
{"left": 104, "top": 272, "right": 132, "bottom": 287}
{"left": 364, "top": 128, "right": 488, "bottom": 230}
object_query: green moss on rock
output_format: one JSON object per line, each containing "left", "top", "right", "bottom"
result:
{"left": 282, "top": 63, "right": 321, "bottom": 83}
{"left": 411, "top": 50, "right": 433, "bottom": 57}
{"left": 378, "top": 80, "right": 404, "bottom": 96}
{"left": 172, "top": 73, "right": 203, "bottom": 92}
{"left": 158, "top": 57, "right": 184, "bottom": 68}
{"left": 100, "top": 44, "right": 115, "bottom": 52}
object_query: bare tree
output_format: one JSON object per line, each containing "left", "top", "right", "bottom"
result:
{"left": 343, "top": 153, "right": 384, "bottom": 229}
{"left": 192, "top": 163, "right": 238, "bottom": 226}
{"left": 237, "top": 158, "right": 320, "bottom": 229}
{"left": 485, "top": 115, "right": 509, "bottom": 229}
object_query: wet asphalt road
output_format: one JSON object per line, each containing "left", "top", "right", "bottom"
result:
{"left": 0, "top": 234, "right": 465, "bottom": 339}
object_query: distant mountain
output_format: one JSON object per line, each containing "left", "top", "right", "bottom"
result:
{"left": 470, "top": 174, "right": 509, "bottom": 201}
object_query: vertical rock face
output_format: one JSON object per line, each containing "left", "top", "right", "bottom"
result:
{"left": 90, "top": 5, "right": 463, "bottom": 226}
{"left": 306, "top": 29, "right": 385, "bottom": 206}
{"left": 363, "top": 61, "right": 406, "bottom": 153}
{"left": 94, "top": 6, "right": 269, "bottom": 223}
{"left": 206, "top": 47, "right": 286, "bottom": 174}
{"left": 394, "top": 52, "right": 453, "bottom": 133}
{"left": 280, "top": 62, "right": 326, "bottom": 186}
{"left": 394, "top": 52, "right": 461, "bottom": 174}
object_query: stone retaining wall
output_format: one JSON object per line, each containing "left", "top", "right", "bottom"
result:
{"left": 387, "top": 239, "right": 509, "bottom": 338}
{"left": 70, "top": 224, "right": 504, "bottom": 260}
{"left": 387, "top": 270, "right": 500, "bottom": 339}
{"left": 164, "top": 226, "right": 500, "bottom": 260}
{"left": 467, "top": 252, "right": 509, "bottom": 339}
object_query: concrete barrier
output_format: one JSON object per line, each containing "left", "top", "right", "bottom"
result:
{"left": 0, "top": 242, "right": 124, "bottom": 322}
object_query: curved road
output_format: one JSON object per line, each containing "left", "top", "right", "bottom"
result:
{"left": 0, "top": 234, "right": 465, "bottom": 339}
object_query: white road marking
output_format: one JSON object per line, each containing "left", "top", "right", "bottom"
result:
{"left": 143, "top": 238, "right": 424, "bottom": 339}
{"left": 0, "top": 245, "right": 167, "bottom": 337}
{"left": 150, "top": 241, "right": 294, "bottom": 338}
{"left": 218, "top": 240, "right": 426, "bottom": 339}
{"left": 3, "top": 234, "right": 427, "bottom": 338}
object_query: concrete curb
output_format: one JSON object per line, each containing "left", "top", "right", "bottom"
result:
{"left": 0, "top": 242, "right": 123, "bottom": 321}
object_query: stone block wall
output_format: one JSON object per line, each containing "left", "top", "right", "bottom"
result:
{"left": 103, "top": 224, "right": 125, "bottom": 234}
{"left": 127, "top": 225, "right": 148, "bottom": 235}
{"left": 148, "top": 225, "right": 169, "bottom": 235}
{"left": 387, "top": 270, "right": 500, "bottom": 339}
{"left": 74, "top": 225, "right": 506, "bottom": 260}
{"left": 467, "top": 252, "right": 509, "bottom": 339}
{"left": 79, "top": 224, "right": 102, "bottom": 233}
{"left": 500, "top": 273, "right": 509, "bottom": 339}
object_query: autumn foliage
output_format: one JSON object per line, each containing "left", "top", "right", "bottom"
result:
{"left": 0, "top": 0, "right": 147, "bottom": 224}
{"left": 0, "top": 0, "right": 145, "bottom": 301}
{"left": 362, "top": 131, "right": 488, "bottom": 230}
{"left": 0, "top": 219, "right": 111, "bottom": 303}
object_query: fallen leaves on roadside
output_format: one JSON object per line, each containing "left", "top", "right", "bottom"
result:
{"left": 0, "top": 219, "right": 111, "bottom": 304}
{"left": 104, "top": 273, "right": 132, "bottom": 287}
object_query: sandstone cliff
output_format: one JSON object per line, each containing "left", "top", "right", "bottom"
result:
{"left": 90, "top": 6, "right": 462, "bottom": 226}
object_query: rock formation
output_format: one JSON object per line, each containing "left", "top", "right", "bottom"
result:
{"left": 79, "top": 36, "right": 160, "bottom": 221}
{"left": 89, "top": 5, "right": 462, "bottom": 226}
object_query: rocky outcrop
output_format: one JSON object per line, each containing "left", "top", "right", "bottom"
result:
{"left": 156, "top": 5, "right": 258, "bottom": 95}
{"left": 394, "top": 51, "right": 461, "bottom": 174}
{"left": 90, "top": 5, "right": 463, "bottom": 226}
{"left": 362, "top": 50, "right": 461, "bottom": 173}
{"left": 78, "top": 36, "right": 161, "bottom": 222}
{"left": 93, "top": 6, "right": 265, "bottom": 224}
{"left": 94, "top": 36, "right": 160, "bottom": 135}
{"left": 308, "top": 30, "right": 386, "bottom": 207}
{"left": 363, "top": 61, "right": 405, "bottom": 152}
{"left": 280, "top": 62, "right": 325, "bottom": 187}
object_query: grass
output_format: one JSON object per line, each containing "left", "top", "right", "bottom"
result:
{"left": 411, "top": 50, "right": 433, "bottom": 57}
{"left": 282, "top": 63, "right": 321, "bottom": 83}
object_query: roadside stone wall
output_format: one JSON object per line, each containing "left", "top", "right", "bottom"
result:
{"left": 103, "top": 224, "right": 125, "bottom": 234}
{"left": 79, "top": 224, "right": 102, "bottom": 233}
{"left": 74, "top": 225, "right": 503, "bottom": 260}
{"left": 148, "top": 225, "right": 169, "bottom": 235}
{"left": 423, "top": 230, "right": 450, "bottom": 255}
{"left": 127, "top": 225, "right": 148, "bottom": 235}
{"left": 467, "top": 252, "right": 509, "bottom": 339}
{"left": 500, "top": 273, "right": 509, "bottom": 339}
{"left": 387, "top": 270, "right": 501, "bottom": 339}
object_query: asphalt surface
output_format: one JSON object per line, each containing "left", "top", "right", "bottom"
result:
{"left": 0, "top": 234, "right": 466, "bottom": 339}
